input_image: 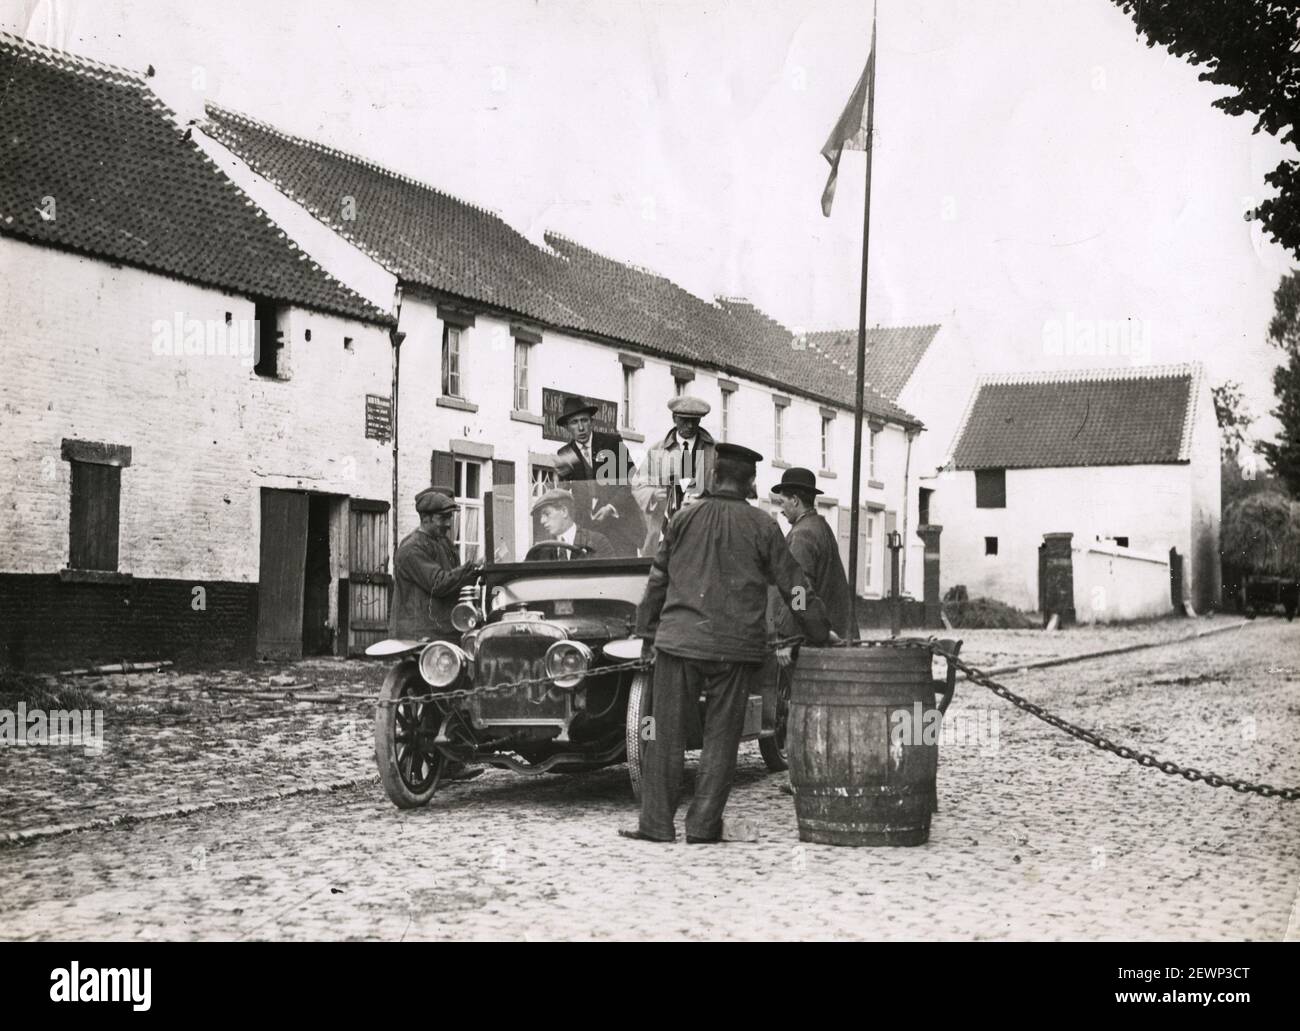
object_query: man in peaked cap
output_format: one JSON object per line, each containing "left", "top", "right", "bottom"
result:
{"left": 529, "top": 488, "right": 615, "bottom": 560}
{"left": 622, "top": 442, "right": 831, "bottom": 845}
{"left": 554, "top": 394, "right": 645, "bottom": 556}
{"left": 632, "top": 394, "right": 717, "bottom": 553}
{"left": 388, "top": 486, "right": 484, "bottom": 640}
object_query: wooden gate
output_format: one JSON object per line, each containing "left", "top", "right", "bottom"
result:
{"left": 347, "top": 500, "right": 391, "bottom": 656}
{"left": 257, "top": 489, "right": 309, "bottom": 660}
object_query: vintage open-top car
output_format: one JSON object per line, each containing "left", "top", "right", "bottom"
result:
{"left": 368, "top": 550, "right": 792, "bottom": 809}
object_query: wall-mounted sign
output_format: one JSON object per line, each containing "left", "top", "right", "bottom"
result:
{"left": 365, "top": 394, "right": 392, "bottom": 443}
{"left": 541, "top": 388, "right": 619, "bottom": 443}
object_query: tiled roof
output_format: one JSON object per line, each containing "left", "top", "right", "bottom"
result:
{"left": 0, "top": 35, "right": 390, "bottom": 325}
{"left": 951, "top": 365, "right": 1201, "bottom": 470}
{"left": 713, "top": 298, "right": 919, "bottom": 425}
{"left": 804, "top": 325, "right": 940, "bottom": 401}
{"left": 202, "top": 104, "right": 921, "bottom": 425}
{"left": 203, "top": 104, "right": 583, "bottom": 328}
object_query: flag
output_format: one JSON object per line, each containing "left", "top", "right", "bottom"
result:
{"left": 820, "top": 18, "right": 877, "bottom": 217}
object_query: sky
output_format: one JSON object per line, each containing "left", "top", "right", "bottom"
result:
{"left": 6, "top": 0, "right": 1297, "bottom": 446}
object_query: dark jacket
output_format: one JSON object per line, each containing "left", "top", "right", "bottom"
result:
{"left": 784, "top": 510, "right": 856, "bottom": 639}
{"left": 556, "top": 430, "right": 645, "bottom": 556}
{"left": 636, "top": 487, "right": 830, "bottom": 663}
{"left": 529, "top": 526, "right": 614, "bottom": 560}
{"left": 388, "top": 526, "right": 477, "bottom": 638}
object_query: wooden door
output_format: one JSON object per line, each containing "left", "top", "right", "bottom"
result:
{"left": 492, "top": 460, "right": 516, "bottom": 562}
{"left": 257, "top": 489, "right": 309, "bottom": 659}
{"left": 348, "top": 500, "right": 391, "bottom": 655}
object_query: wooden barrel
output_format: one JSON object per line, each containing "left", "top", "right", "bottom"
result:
{"left": 789, "top": 644, "right": 938, "bottom": 846}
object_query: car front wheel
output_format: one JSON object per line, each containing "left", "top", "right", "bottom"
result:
{"left": 374, "top": 661, "right": 445, "bottom": 808}
{"left": 625, "top": 669, "right": 653, "bottom": 801}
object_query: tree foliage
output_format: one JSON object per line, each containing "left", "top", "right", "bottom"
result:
{"left": 1109, "top": 1, "right": 1300, "bottom": 257}
{"left": 1258, "top": 271, "right": 1300, "bottom": 495}
{"left": 1211, "top": 380, "right": 1255, "bottom": 464}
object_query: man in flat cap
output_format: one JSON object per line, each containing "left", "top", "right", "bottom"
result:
{"left": 389, "top": 486, "right": 484, "bottom": 640}
{"left": 622, "top": 442, "right": 831, "bottom": 845}
{"left": 554, "top": 395, "right": 645, "bottom": 557}
{"left": 633, "top": 395, "right": 717, "bottom": 553}
{"left": 529, "top": 488, "right": 615, "bottom": 560}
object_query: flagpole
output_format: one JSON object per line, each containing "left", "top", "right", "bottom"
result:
{"left": 847, "top": 8, "right": 877, "bottom": 637}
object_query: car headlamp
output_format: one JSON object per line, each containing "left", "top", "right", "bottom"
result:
{"left": 451, "top": 601, "right": 483, "bottom": 633}
{"left": 544, "top": 640, "right": 592, "bottom": 689}
{"left": 418, "top": 641, "right": 467, "bottom": 688}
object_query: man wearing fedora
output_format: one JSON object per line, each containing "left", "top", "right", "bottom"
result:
{"left": 622, "top": 442, "right": 830, "bottom": 845}
{"left": 554, "top": 395, "right": 645, "bottom": 557}
{"left": 769, "top": 467, "right": 856, "bottom": 644}
{"left": 632, "top": 394, "right": 717, "bottom": 553}
{"left": 529, "top": 488, "right": 614, "bottom": 560}
{"left": 389, "top": 486, "right": 484, "bottom": 641}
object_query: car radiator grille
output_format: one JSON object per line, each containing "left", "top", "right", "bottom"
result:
{"left": 472, "top": 629, "right": 569, "bottom": 723}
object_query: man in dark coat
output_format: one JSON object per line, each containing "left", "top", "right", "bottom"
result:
{"left": 388, "top": 487, "right": 483, "bottom": 640}
{"left": 769, "top": 467, "right": 856, "bottom": 648}
{"left": 529, "top": 488, "right": 614, "bottom": 559}
{"left": 554, "top": 395, "right": 645, "bottom": 557}
{"left": 621, "top": 444, "right": 831, "bottom": 845}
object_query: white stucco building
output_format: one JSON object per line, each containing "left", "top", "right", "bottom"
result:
{"left": 939, "top": 364, "right": 1221, "bottom": 618}
{"left": 0, "top": 35, "right": 394, "bottom": 667}
{"left": 199, "top": 105, "right": 931, "bottom": 609}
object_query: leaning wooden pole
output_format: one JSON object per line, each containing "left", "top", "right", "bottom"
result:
{"left": 846, "top": 14, "right": 878, "bottom": 636}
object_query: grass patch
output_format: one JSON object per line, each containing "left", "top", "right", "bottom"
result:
{"left": 942, "top": 595, "right": 1037, "bottom": 629}
{"left": 0, "top": 667, "right": 105, "bottom": 712}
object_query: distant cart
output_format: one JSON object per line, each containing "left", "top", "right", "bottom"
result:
{"left": 1236, "top": 573, "right": 1298, "bottom": 621}
{"left": 1223, "top": 493, "right": 1300, "bottom": 622}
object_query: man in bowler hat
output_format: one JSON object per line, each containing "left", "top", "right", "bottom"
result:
{"left": 529, "top": 488, "right": 615, "bottom": 559}
{"left": 554, "top": 395, "right": 645, "bottom": 556}
{"left": 622, "top": 442, "right": 830, "bottom": 844}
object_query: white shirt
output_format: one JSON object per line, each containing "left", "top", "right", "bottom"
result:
{"left": 559, "top": 523, "right": 578, "bottom": 546}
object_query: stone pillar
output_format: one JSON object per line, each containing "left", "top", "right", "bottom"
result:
{"left": 917, "top": 524, "right": 942, "bottom": 629}
{"left": 1041, "top": 532, "right": 1076, "bottom": 626}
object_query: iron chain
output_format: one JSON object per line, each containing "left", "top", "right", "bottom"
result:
{"left": 926, "top": 640, "right": 1300, "bottom": 802}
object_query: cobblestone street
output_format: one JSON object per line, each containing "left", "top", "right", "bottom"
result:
{"left": 2, "top": 618, "right": 1297, "bottom": 940}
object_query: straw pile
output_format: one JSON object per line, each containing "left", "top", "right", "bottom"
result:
{"left": 1221, "top": 492, "right": 1300, "bottom": 576}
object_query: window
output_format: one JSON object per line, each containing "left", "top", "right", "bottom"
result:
{"left": 453, "top": 458, "right": 483, "bottom": 561}
{"left": 864, "top": 512, "right": 876, "bottom": 589}
{"left": 442, "top": 324, "right": 463, "bottom": 397}
{"left": 868, "top": 429, "right": 877, "bottom": 479}
{"left": 918, "top": 487, "right": 933, "bottom": 526}
{"left": 985, "top": 536, "right": 999, "bottom": 556}
{"left": 254, "top": 298, "right": 283, "bottom": 378}
{"left": 530, "top": 464, "right": 559, "bottom": 544}
{"left": 1114, "top": 536, "right": 1129, "bottom": 548}
{"left": 674, "top": 377, "right": 689, "bottom": 398}
{"left": 720, "top": 389, "right": 731, "bottom": 443}
{"left": 975, "top": 468, "right": 1006, "bottom": 508}
{"left": 622, "top": 365, "right": 636, "bottom": 430}
{"left": 773, "top": 402, "right": 785, "bottom": 460}
{"left": 513, "top": 340, "right": 530, "bottom": 411}
{"left": 821, "top": 416, "right": 833, "bottom": 470}
{"left": 69, "top": 462, "right": 121, "bottom": 571}
{"left": 62, "top": 439, "right": 130, "bottom": 572}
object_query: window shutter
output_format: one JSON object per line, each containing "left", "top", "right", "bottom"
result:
{"left": 431, "top": 450, "right": 455, "bottom": 489}
{"left": 975, "top": 468, "right": 1006, "bottom": 508}
{"left": 69, "top": 461, "right": 121, "bottom": 571}
{"left": 492, "top": 460, "right": 516, "bottom": 562}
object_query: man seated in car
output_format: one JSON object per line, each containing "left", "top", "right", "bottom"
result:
{"left": 530, "top": 488, "right": 615, "bottom": 560}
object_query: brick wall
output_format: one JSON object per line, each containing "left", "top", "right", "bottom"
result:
{"left": 0, "top": 238, "right": 393, "bottom": 664}
{"left": 0, "top": 574, "right": 257, "bottom": 670}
